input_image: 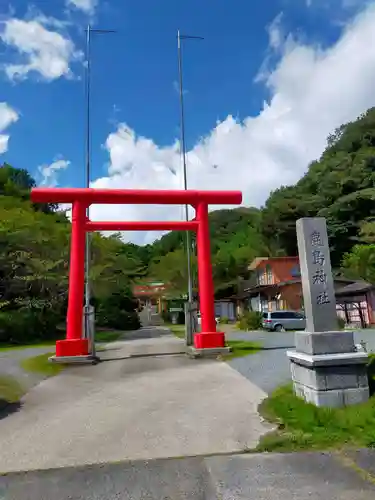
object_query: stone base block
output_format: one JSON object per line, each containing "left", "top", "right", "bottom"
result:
{"left": 295, "top": 330, "right": 355, "bottom": 355}
{"left": 49, "top": 354, "right": 100, "bottom": 365}
{"left": 287, "top": 349, "right": 368, "bottom": 367}
{"left": 288, "top": 346, "right": 369, "bottom": 408}
{"left": 290, "top": 359, "right": 369, "bottom": 391}
{"left": 293, "top": 382, "right": 369, "bottom": 408}
{"left": 186, "top": 346, "right": 231, "bottom": 359}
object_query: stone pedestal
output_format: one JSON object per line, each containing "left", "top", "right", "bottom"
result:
{"left": 186, "top": 345, "right": 231, "bottom": 359}
{"left": 287, "top": 331, "right": 369, "bottom": 408}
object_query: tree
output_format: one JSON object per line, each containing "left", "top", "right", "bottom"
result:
{"left": 261, "top": 107, "right": 375, "bottom": 264}
{"left": 0, "top": 168, "right": 145, "bottom": 343}
{"left": 148, "top": 249, "right": 197, "bottom": 297}
{"left": 341, "top": 244, "right": 375, "bottom": 284}
{"left": 146, "top": 206, "right": 268, "bottom": 297}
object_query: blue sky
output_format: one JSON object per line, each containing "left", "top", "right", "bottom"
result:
{"left": 1, "top": 1, "right": 375, "bottom": 242}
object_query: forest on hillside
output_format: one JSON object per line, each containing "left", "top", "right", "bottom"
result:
{"left": 2, "top": 106, "right": 375, "bottom": 343}
{"left": 147, "top": 107, "right": 375, "bottom": 293}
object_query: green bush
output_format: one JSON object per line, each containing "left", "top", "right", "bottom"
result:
{"left": 219, "top": 316, "right": 230, "bottom": 324}
{"left": 93, "top": 292, "right": 140, "bottom": 331}
{"left": 0, "top": 307, "right": 61, "bottom": 345}
{"left": 237, "top": 311, "right": 263, "bottom": 331}
{"left": 337, "top": 315, "right": 346, "bottom": 330}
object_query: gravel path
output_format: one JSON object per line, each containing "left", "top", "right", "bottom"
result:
{"left": 225, "top": 327, "right": 375, "bottom": 394}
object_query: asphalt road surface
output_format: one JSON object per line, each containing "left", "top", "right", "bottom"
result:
{"left": 227, "top": 328, "right": 375, "bottom": 393}
{"left": 2, "top": 450, "right": 375, "bottom": 499}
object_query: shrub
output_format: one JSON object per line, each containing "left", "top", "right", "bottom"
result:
{"left": 237, "top": 311, "right": 262, "bottom": 331}
{"left": 93, "top": 291, "right": 140, "bottom": 331}
{"left": 0, "top": 307, "right": 61, "bottom": 345}
{"left": 219, "top": 316, "right": 230, "bottom": 324}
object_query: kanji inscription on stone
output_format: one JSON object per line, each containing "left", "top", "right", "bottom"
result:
{"left": 296, "top": 217, "right": 337, "bottom": 332}
{"left": 311, "top": 231, "right": 323, "bottom": 247}
{"left": 312, "top": 269, "right": 327, "bottom": 285}
{"left": 312, "top": 250, "right": 325, "bottom": 266}
{"left": 316, "top": 290, "right": 330, "bottom": 305}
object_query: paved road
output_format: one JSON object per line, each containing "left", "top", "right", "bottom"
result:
{"left": 225, "top": 328, "right": 375, "bottom": 394}
{"left": 0, "top": 327, "right": 269, "bottom": 473}
{"left": 0, "top": 346, "right": 55, "bottom": 391}
{"left": 2, "top": 450, "right": 375, "bottom": 499}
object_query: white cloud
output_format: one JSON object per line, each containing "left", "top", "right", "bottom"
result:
{"left": 267, "top": 12, "right": 284, "bottom": 50}
{"left": 0, "top": 103, "right": 18, "bottom": 154}
{"left": 38, "top": 159, "right": 70, "bottom": 187}
{"left": 0, "top": 17, "right": 82, "bottom": 81}
{"left": 66, "top": 0, "right": 98, "bottom": 14}
{"left": 90, "top": 3, "right": 375, "bottom": 245}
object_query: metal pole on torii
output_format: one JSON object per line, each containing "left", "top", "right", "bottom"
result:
{"left": 84, "top": 25, "right": 116, "bottom": 357}
{"left": 177, "top": 30, "right": 204, "bottom": 346}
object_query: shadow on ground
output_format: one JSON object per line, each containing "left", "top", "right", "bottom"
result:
{"left": 120, "top": 327, "right": 173, "bottom": 342}
{"left": 99, "top": 351, "right": 187, "bottom": 362}
{"left": 0, "top": 400, "right": 21, "bottom": 420}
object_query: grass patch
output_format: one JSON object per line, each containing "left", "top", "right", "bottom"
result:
{"left": 95, "top": 330, "right": 123, "bottom": 343}
{"left": 0, "top": 340, "right": 57, "bottom": 352}
{"left": 0, "top": 330, "right": 123, "bottom": 353}
{"left": 223, "top": 340, "right": 261, "bottom": 360}
{"left": 166, "top": 323, "right": 185, "bottom": 339}
{"left": 20, "top": 353, "right": 64, "bottom": 377}
{"left": 0, "top": 375, "right": 24, "bottom": 403}
{"left": 257, "top": 384, "right": 375, "bottom": 452}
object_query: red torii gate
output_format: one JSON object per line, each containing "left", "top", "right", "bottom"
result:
{"left": 31, "top": 188, "right": 242, "bottom": 358}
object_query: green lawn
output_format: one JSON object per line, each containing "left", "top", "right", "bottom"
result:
{"left": 20, "top": 353, "right": 64, "bottom": 377}
{"left": 166, "top": 323, "right": 185, "bottom": 339}
{"left": 0, "top": 330, "right": 122, "bottom": 352}
{"left": 0, "top": 375, "right": 25, "bottom": 403}
{"left": 257, "top": 384, "right": 375, "bottom": 452}
{"left": 223, "top": 340, "right": 262, "bottom": 360}
{"left": 95, "top": 330, "right": 124, "bottom": 343}
{"left": 0, "top": 340, "right": 58, "bottom": 352}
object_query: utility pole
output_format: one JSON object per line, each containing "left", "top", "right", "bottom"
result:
{"left": 84, "top": 25, "right": 116, "bottom": 357}
{"left": 177, "top": 30, "right": 204, "bottom": 345}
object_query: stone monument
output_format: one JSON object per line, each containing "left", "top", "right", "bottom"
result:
{"left": 287, "top": 217, "right": 369, "bottom": 407}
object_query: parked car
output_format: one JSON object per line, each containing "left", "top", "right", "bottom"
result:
{"left": 262, "top": 310, "right": 306, "bottom": 332}
{"left": 197, "top": 312, "right": 220, "bottom": 326}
